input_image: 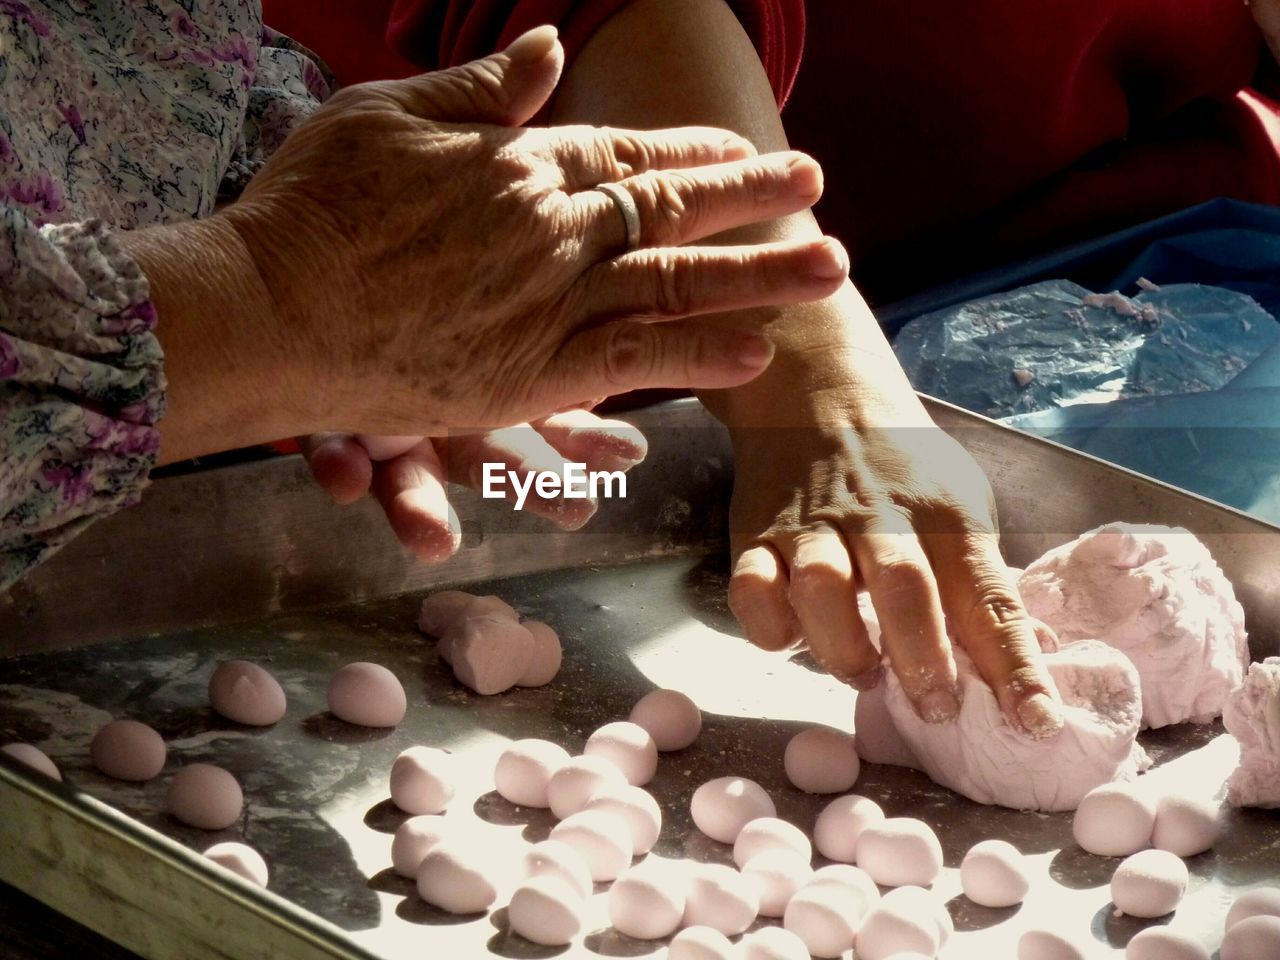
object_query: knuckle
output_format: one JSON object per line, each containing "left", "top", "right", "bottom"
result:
{"left": 872, "top": 554, "right": 932, "bottom": 600}
{"left": 789, "top": 558, "right": 850, "bottom": 604}
{"left": 650, "top": 252, "right": 696, "bottom": 317}
{"left": 646, "top": 173, "right": 693, "bottom": 241}
{"left": 601, "top": 324, "right": 657, "bottom": 388}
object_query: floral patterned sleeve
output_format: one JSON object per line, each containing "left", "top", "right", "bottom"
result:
{"left": 0, "top": 2, "right": 332, "bottom": 590}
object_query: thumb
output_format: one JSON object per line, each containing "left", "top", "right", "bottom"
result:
{"left": 388, "top": 26, "right": 564, "bottom": 127}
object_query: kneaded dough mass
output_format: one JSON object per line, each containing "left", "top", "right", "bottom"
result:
{"left": 1224, "top": 656, "right": 1280, "bottom": 808}
{"left": 1019, "top": 523, "right": 1248, "bottom": 729}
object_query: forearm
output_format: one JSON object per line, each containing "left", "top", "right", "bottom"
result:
{"left": 550, "top": 0, "right": 922, "bottom": 429}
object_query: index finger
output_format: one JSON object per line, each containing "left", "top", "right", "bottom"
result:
{"left": 537, "top": 124, "right": 756, "bottom": 191}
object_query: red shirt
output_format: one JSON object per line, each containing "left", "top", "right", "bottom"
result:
{"left": 263, "top": 0, "right": 1280, "bottom": 301}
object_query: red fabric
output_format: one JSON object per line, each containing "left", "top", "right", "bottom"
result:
{"left": 263, "top": 0, "right": 1280, "bottom": 300}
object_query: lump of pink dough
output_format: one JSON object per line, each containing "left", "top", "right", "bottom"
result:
{"left": 1073, "top": 783, "right": 1156, "bottom": 857}
{"left": 416, "top": 840, "right": 500, "bottom": 913}
{"left": 546, "top": 755, "right": 626, "bottom": 819}
{"left": 808, "top": 864, "right": 881, "bottom": 900}
{"left": 854, "top": 682, "right": 922, "bottom": 770}
{"left": 741, "top": 849, "right": 813, "bottom": 917}
{"left": 391, "top": 815, "right": 448, "bottom": 878}
{"left": 584, "top": 721, "right": 658, "bottom": 786}
{"left": 1222, "top": 915, "right": 1280, "bottom": 960}
{"left": 733, "top": 816, "right": 812, "bottom": 868}
{"left": 739, "top": 927, "right": 810, "bottom": 960}
{"left": 447, "top": 616, "right": 534, "bottom": 695}
{"left": 203, "top": 841, "right": 268, "bottom": 887}
{"left": 1017, "top": 929, "right": 1088, "bottom": 960}
{"left": 785, "top": 726, "right": 860, "bottom": 794}
{"left": 517, "top": 621, "right": 562, "bottom": 687}
{"left": 882, "top": 641, "right": 1148, "bottom": 811}
{"left": 668, "top": 926, "right": 735, "bottom": 960}
{"left": 856, "top": 885, "right": 952, "bottom": 960}
{"left": 1224, "top": 656, "right": 1280, "bottom": 808}
{"left": 629, "top": 688, "right": 702, "bottom": 751}
{"left": 690, "top": 776, "right": 776, "bottom": 844}
{"left": 91, "top": 719, "right": 166, "bottom": 782}
{"left": 583, "top": 783, "right": 662, "bottom": 855}
{"left": 389, "top": 746, "right": 456, "bottom": 815}
{"left": 1018, "top": 523, "right": 1248, "bottom": 729}
{"left": 522, "top": 840, "right": 593, "bottom": 900}
{"left": 855, "top": 818, "right": 942, "bottom": 888}
{"left": 1, "top": 743, "right": 61, "bottom": 781}
{"left": 681, "top": 863, "right": 759, "bottom": 936}
{"left": 784, "top": 875, "right": 879, "bottom": 959}
{"left": 327, "top": 662, "right": 406, "bottom": 727}
{"left": 167, "top": 764, "right": 243, "bottom": 830}
{"left": 208, "top": 660, "right": 286, "bottom": 726}
{"left": 548, "top": 809, "right": 634, "bottom": 881}
{"left": 1110, "top": 849, "right": 1188, "bottom": 918}
{"left": 1152, "top": 793, "right": 1222, "bottom": 857}
{"left": 509, "top": 875, "right": 584, "bottom": 946}
{"left": 961, "top": 839, "right": 1030, "bottom": 908}
{"left": 1125, "top": 927, "right": 1209, "bottom": 960}
{"left": 608, "top": 864, "right": 687, "bottom": 939}
{"left": 813, "top": 794, "right": 885, "bottom": 863}
{"left": 417, "top": 590, "right": 477, "bottom": 637}
{"left": 1226, "top": 887, "right": 1280, "bottom": 929}
{"left": 494, "top": 738, "right": 570, "bottom": 808}
{"left": 354, "top": 434, "right": 422, "bottom": 461}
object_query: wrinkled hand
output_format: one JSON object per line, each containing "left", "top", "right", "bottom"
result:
{"left": 726, "top": 391, "right": 1065, "bottom": 739}
{"left": 302, "top": 410, "right": 648, "bottom": 561}
{"left": 223, "top": 27, "right": 846, "bottom": 436}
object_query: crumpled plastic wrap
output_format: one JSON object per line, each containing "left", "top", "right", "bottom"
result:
{"left": 894, "top": 280, "right": 1278, "bottom": 420}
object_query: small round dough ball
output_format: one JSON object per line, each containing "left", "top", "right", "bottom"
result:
{"left": 784, "top": 878, "right": 877, "bottom": 959}
{"left": 516, "top": 621, "right": 562, "bottom": 687}
{"left": 389, "top": 746, "right": 456, "bottom": 815}
{"left": 508, "top": 874, "right": 584, "bottom": 946}
{"left": 1073, "top": 783, "right": 1156, "bottom": 857}
{"left": 1226, "top": 887, "right": 1280, "bottom": 930}
{"left": 449, "top": 616, "right": 535, "bottom": 696}
{"left": 629, "top": 688, "right": 702, "bottom": 751}
{"left": 608, "top": 867, "right": 687, "bottom": 940}
{"left": 418, "top": 590, "right": 476, "bottom": 638}
{"left": 881, "top": 955, "right": 933, "bottom": 960}
{"left": 494, "top": 739, "right": 571, "bottom": 808}
{"left": 1, "top": 743, "right": 61, "bottom": 781}
{"left": 1110, "top": 849, "right": 1189, "bottom": 918}
{"left": 583, "top": 783, "right": 662, "bottom": 855}
{"left": 961, "top": 839, "right": 1031, "bottom": 908}
{"left": 327, "top": 662, "right": 406, "bottom": 727}
{"left": 208, "top": 660, "right": 286, "bottom": 726}
{"left": 739, "top": 926, "right": 811, "bottom": 960}
{"left": 813, "top": 793, "right": 885, "bottom": 863}
{"left": 808, "top": 864, "right": 882, "bottom": 903}
{"left": 1152, "top": 794, "right": 1222, "bottom": 858}
{"left": 668, "top": 926, "right": 735, "bottom": 960}
{"left": 856, "top": 886, "right": 950, "bottom": 960}
{"left": 416, "top": 840, "right": 499, "bottom": 914}
{"left": 355, "top": 434, "right": 421, "bottom": 461}
{"left": 742, "top": 849, "right": 813, "bottom": 917}
{"left": 690, "top": 776, "right": 776, "bottom": 844}
{"left": 733, "top": 816, "right": 812, "bottom": 868}
{"left": 1017, "top": 929, "right": 1087, "bottom": 960}
{"left": 391, "top": 815, "right": 448, "bottom": 878}
{"left": 549, "top": 810, "right": 634, "bottom": 882}
{"left": 584, "top": 721, "right": 658, "bottom": 787}
{"left": 856, "top": 818, "right": 943, "bottom": 887}
{"left": 167, "top": 764, "right": 243, "bottom": 830}
{"left": 547, "top": 755, "right": 626, "bottom": 820}
{"left": 522, "top": 840, "right": 593, "bottom": 900}
{"left": 681, "top": 863, "right": 759, "bottom": 936}
{"left": 1125, "top": 928, "right": 1209, "bottom": 960}
{"left": 203, "top": 841, "right": 268, "bottom": 887}
{"left": 1222, "top": 915, "right": 1280, "bottom": 960}
{"left": 784, "top": 726, "right": 860, "bottom": 794}
{"left": 91, "top": 719, "right": 166, "bottom": 782}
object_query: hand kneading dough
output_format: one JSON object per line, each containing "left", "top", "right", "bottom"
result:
{"left": 447, "top": 616, "right": 535, "bottom": 696}
{"left": 1221, "top": 915, "right": 1280, "bottom": 960}
{"left": 1110, "top": 849, "right": 1188, "bottom": 917}
{"left": 208, "top": 660, "right": 286, "bottom": 726}
{"left": 391, "top": 815, "right": 448, "bottom": 878}
{"left": 733, "top": 816, "right": 812, "bottom": 868}
{"left": 522, "top": 840, "right": 593, "bottom": 900}
{"left": 1224, "top": 656, "right": 1280, "bottom": 808}
{"left": 584, "top": 721, "right": 659, "bottom": 786}
{"left": 91, "top": 719, "right": 166, "bottom": 781}
{"left": 681, "top": 863, "right": 758, "bottom": 936}
{"left": 583, "top": 783, "right": 662, "bottom": 855}
{"left": 1226, "top": 887, "right": 1280, "bottom": 929}
{"left": 1017, "top": 929, "right": 1087, "bottom": 960}
{"left": 203, "top": 842, "right": 268, "bottom": 887}
{"left": 882, "top": 641, "right": 1148, "bottom": 811}
{"left": 517, "top": 621, "right": 562, "bottom": 687}
{"left": 961, "top": 839, "right": 1030, "bottom": 907}
{"left": 608, "top": 866, "right": 687, "bottom": 939}
{"left": 495, "top": 739, "right": 571, "bottom": 808}
{"left": 549, "top": 810, "right": 634, "bottom": 881}
{"left": 1073, "top": 783, "right": 1156, "bottom": 856}
{"left": 508, "top": 875, "right": 584, "bottom": 946}
{"left": 629, "top": 688, "right": 702, "bottom": 751}
{"left": 854, "top": 681, "right": 923, "bottom": 771}
{"left": 855, "top": 818, "right": 943, "bottom": 887}
{"left": 784, "top": 726, "right": 860, "bottom": 794}
{"left": 1125, "top": 928, "right": 1210, "bottom": 960}
{"left": 416, "top": 840, "right": 500, "bottom": 913}
{"left": 167, "top": 764, "right": 243, "bottom": 830}
{"left": 739, "top": 927, "right": 810, "bottom": 960}
{"left": 327, "top": 662, "right": 406, "bottom": 727}
{"left": 813, "top": 794, "right": 885, "bottom": 863}
{"left": 690, "top": 776, "right": 776, "bottom": 844}
{"left": 667, "top": 926, "right": 735, "bottom": 960}
{"left": 1019, "top": 523, "right": 1247, "bottom": 729}
{"left": 389, "top": 746, "right": 456, "bottom": 815}
{"left": 547, "top": 755, "right": 626, "bottom": 819}
{"left": 857, "top": 885, "right": 952, "bottom": 960}
{"left": 1, "top": 743, "right": 61, "bottom": 781}
{"left": 1152, "top": 793, "right": 1222, "bottom": 857}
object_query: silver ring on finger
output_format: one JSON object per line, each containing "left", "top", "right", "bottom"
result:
{"left": 593, "top": 181, "right": 641, "bottom": 253}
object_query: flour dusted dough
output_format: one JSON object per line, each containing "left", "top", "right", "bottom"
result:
{"left": 1224, "top": 656, "right": 1280, "bottom": 808}
{"left": 882, "top": 641, "right": 1147, "bottom": 811}
{"left": 447, "top": 616, "right": 535, "bottom": 696}
{"left": 208, "top": 660, "right": 286, "bottom": 726}
{"left": 1019, "top": 523, "right": 1248, "bottom": 729}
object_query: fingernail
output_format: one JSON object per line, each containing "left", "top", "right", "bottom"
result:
{"left": 810, "top": 238, "right": 849, "bottom": 281}
{"left": 504, "top": 25, "right": 559, "bottom": 62}
{"left": 851, "top": 665, "right": 883, "bottom": 691}
{"left": 787, "top": 154, "right": 823, "bottom": 201}
{"left": 734, "top": 333, "right": 775, "bottom": 369}
{"left": 918, "top": 688, "right": 960, "bottom": 724}
{"left": 1017, "top": 693, "right": 1065, "bottom": 739}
